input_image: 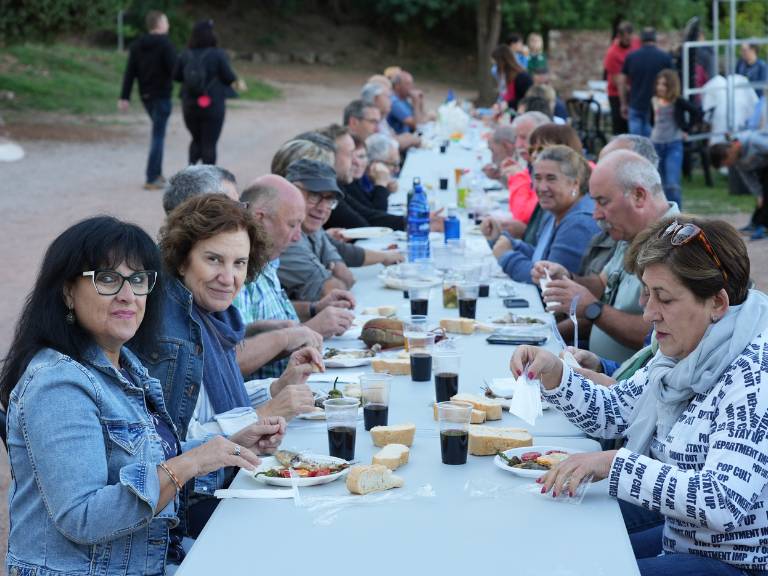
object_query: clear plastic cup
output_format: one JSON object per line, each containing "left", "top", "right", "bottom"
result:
{"left": 406, "top": 332, "right": 435, "bottom": 382}
{"left": 323, "top": 398, "right": 358, "bottom": 461}
{"left": 433, "top": 351, "right": 461, "bottom": 402}
{"left": 437, "top": 401, "right": 473, "bottom": 465}
{"left": 360, "top": 374, "right": 391, "bottom": 432}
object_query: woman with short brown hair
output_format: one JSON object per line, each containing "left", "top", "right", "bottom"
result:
{"left": 511, "top": 216, "right": 768, "bottom": 575}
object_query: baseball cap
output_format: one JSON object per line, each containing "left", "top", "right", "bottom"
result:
{"left": 285, "top": 159, "right": 344, "bottom": 198}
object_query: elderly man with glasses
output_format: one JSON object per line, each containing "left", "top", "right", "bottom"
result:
{"left": 277, "top": 159, "right": 401, "bottom": 303}
{"left": 344, "top": 99, "right": 381, "bottom": 142}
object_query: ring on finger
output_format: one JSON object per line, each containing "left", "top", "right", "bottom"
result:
{"left": 233, "top": 444, "right": 242, "bottom": 457}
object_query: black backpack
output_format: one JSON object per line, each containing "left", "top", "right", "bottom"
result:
{"left": 182, "top": 49, "right": 212, "bottom": 96}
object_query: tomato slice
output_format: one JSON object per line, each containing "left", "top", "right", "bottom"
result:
{"left": 313, "top": 468, "right": 331, "bottom": 477}
{"left": 521, "top": 451, "right": 542, "bottom": 462}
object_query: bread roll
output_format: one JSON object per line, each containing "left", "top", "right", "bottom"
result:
{"left": 468, "top": 426, "right": 533, "bottom": 456}
{"left": 372, "top": 444, "right": 410, "bottom": 470}
{"left": 439, "top": 318, "right": 475, "bottom": 335}
{"left": 346, "top": 464, "right": 404, "bottom": 495}
{"left": 361, "top": 305, "right": 397, "bottom": 317}
{"left": 450, "top": 393, "right": 504, "bottom": 421}
{"left": 371, "top": 357, "right": 410, "bottom": 375}
{"left": 370, "top": 423, "right": 416, "bottom": 447}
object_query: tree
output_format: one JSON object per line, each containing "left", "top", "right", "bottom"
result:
{"left": 476, "top": 0, "right": 502, "bottom": 106}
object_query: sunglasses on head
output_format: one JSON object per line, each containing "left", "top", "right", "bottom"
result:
{"left": 658, "top": 220, "right": 728, "bottom": 282}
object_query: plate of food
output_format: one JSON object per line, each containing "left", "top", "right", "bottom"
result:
{"left": 251, "top": 451, "right": 351, "bottom": 486}
{"left": 494, "top": 446, "right": 579, "bottom": 478}
{"left": 323, "top": 347, "right": 377, "bottom": 368}
{"left": 490, "top": 313, "right": 547, "bottom": 326}
{"left": 342, "top": 227, "right": 393, "bottom": 240}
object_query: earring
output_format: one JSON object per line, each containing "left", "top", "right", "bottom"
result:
{"left": 711, "top": 315, "right": 719, "bottom": 324}
{"left": 571, "top": 189, "right": 577, "bottom": 197}
{"left": 66, "top": 308, "right": 75, "bottom": 325}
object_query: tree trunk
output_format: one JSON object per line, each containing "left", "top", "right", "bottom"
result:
{"left": 476, "top": 0, "right": 502, "bottom": 106}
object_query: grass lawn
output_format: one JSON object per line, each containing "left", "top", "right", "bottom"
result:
{"left": 682, "top": 170, "right": 753, "bottom": 216}
{"left": 0, "top": 43, "right": 281, "bottom": 116}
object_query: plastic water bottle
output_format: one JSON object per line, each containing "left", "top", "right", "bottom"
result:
{"left": 444, "top": 206, "right": 460, "bottom": 242}
{"left": 446, "top": 89, "right": 455, "bottom": 103}
{"left": 407, "top": 177, "right": 430, "bottom": 261}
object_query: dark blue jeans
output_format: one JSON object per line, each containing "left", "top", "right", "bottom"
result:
{"left": 141, "top": 97, "right": 172, "bottom": 182}
{"left": 629, "top": 107, "right": 652, "bottom": 138}
{"left": 622, "top": 502, "right": 760, "bottom": 575}
{"left": 654, "top": 140, "right": 684, "bottom": 209}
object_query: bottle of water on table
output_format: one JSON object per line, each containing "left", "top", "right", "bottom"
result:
{"left": 407, "top": 177, "right": 430, "bottom": 261}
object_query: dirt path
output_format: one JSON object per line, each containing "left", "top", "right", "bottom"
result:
{"left": 0, "top": 64, "right": 762, "bottom": 570}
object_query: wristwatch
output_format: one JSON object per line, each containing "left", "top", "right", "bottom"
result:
{"left": 584, "top": 301, "right": 605, "bottom": 322}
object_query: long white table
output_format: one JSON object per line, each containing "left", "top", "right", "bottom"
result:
{"left": 174, "top": 139, "right": 640, "bottom": 576}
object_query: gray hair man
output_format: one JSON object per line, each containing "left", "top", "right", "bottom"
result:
{"left": 361, "top": 81, "right": 421, "bottom": 152}
{"left": 162, "top": 164, "right": 238, "bottom": 214}
{"left": 343, "top": 99, "right": 381, "bottom": 142}
{"left": 534, "top": 150, "right": 678, "bottom": 363}
{"left": 600, "top": 134, "right": 660, "bottom": 168}
{"left": 482, "top": 124, "right": 516, "bottom": 183}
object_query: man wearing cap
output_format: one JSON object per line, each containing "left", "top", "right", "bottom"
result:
{"left": 278, "top": 159, "right": 402, "bottom": 302}
{"left": 618, "top": 27, "right": 673, "bottom": 137}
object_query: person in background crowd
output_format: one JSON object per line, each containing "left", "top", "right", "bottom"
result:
{"left": 526, "top": 33, "right": 547, "bottom": 74}
{"left": 235, "top": 175, "right": 357, "bottom": 378}
{"left": 710, "top": 134, "right": 768, "bottom": 240}
{"left": 174, "top": 19, "right": 242, "bottom": 166}
{"left": 492, "top": 44, "right": 534, "bottom": 112}
{"left": 649, "top": 69, "right": 700, "bottom": 209}
{"left": 487, "top": 145, "right": 598, "bottom": 284}
{"left": 533, "top": 150, "right": 678, "bottom": 363}
{"left": 603, "top": 21, "right": 640, "bottom": 136}
{"left": 163, "top": 164, "right": 239, "bottom": 214}
{"left": 736, "top": 43, "right": 767, "bottom": 129}
{"left": 361, "top": 81, "right": 420, "bottom": 152}
{"left": 506, "top": 33, "right": 529, "bottom": 69}
{"left": 387, "top": 70, "right": 429, "bottom": 135}
{"left": 530, "top": 66, "right": 569, "bottom": 120}
{"left": 524, "top": 84, "right": 566, "bottom": 124}
{"left": 618, "top": 27, "right": 673, "bottom": 138}
{"left": 118, "top": 11, "right": 176, "bottom": 190}
{"left": 0, "top": 216, "right": 283, "bottom": 571}
{"left": 363, "top": 132, "right": 400, "bottom": 203}
{"left": 271, "top": 137, "right": 335, "bottom": 178}
{"left": 516, "top": 217, "right": 768, "bottom": 576}
{"left": 344, "top": 99, "right": 381, "bottom": 142}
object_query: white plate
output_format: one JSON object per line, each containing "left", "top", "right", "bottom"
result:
{"left": 378, "top": 273, "right": 441, "bottom": 291}
{"left": 342, "top": 227, "right": 393, "bottom": 240}
{"left": 250, "top": 455, "right": 350, "bottom": 486}
{"left": 297, "top": 407, "right": 364, "bottom": 420}
{"left": 493, "top": 445, "right": 581, "bottom": 478}
{"left": 323, "top": 353, "right": 374, "bottom": 368}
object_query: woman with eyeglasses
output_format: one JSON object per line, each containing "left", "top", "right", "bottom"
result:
{"left": 511, "top": 216, "right": 768, "bottom": 576}
{"left": 486, "top": 145, "right": 599, "bottom": 284}
{"left": 0, "top": 216, "right": 282, "bottom": 574}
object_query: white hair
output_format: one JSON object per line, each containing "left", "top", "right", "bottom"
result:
{"left": 361, "top": 82, "right": 386, "bottom": 106}
{"left": 511, "top": 111, "right": 551, "bottom": 131}
{"left": 365, "top": 133, "right": 398, "bottom": 162}
{"left": 615, "top": 154, "right": 664, "bottom": 197}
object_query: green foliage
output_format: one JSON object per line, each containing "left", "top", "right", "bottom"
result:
{"left": 372, "top": 0, "right": 469, "bottom": 29}
{"left": 0, "top": 0, "right": 122, "bottom": 42}
{"left": 121, "top": 0, "right": 190, "bottom": 49}
{"left": 236, "top": 76, "right": 282, "bottom": 102}
{"left": 684, "top": 171, "right": 753, "bottom": 215}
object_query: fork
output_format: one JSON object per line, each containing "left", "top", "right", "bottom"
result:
{"left": 569, "top": 294, "right": 581, "bottom": 350}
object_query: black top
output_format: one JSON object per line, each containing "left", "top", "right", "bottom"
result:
{"left": 174, "top": 47, "right": 237, "bottom": 104}
{"left": 323, "top": 180, "right": 405, "bottom": 231}
{"left": 120, "top": 34, "right": 177, "bottom": 101}
{"left": 622, "top": 45, "right": 673, "bottom": 113}
{"left": 507, "top": 72, "right": 534, "bottom": 109}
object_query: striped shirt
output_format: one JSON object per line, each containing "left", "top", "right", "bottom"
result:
{"left": 544, "top": 333, "right": 768, "bottom": 571}
{"left": 233, "top": 259, "right": 299, "bottom": 379}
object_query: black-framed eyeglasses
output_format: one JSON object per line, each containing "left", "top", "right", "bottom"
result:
{"left": 82, "top": 269, "right": 158, "bottom": 296}
{"left": 305, "top": 192, "right": 339, "bottom": 210}
{"left": 658, "top": 220, "right": 728, "bottom": 282}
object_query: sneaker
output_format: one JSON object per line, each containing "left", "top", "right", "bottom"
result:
{"left": 750, "top": 225, "right": 766, "bottom": 241}
{"left": 739, "top": 223, "right": 756, "bottom": 234}
{"left": 143, "top": 176, "right": 166, "bottom": 190}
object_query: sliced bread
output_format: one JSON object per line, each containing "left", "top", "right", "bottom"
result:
{"left": 468, "top": 426, "right": 533, "bottom": 456}
{"left": 370, "top": 423, "right": 416, "bottom": 447}
{"left": 372, "top": 444, "right": 410, "bottom": 470}
{"left": 371, "top": 357, "right": 411, "bottom": 375}
{"left": 346, "top": 464, "right": 404, "bottom": 495}
{"left": 439, "top": 318, "right": 475, "bottom": 335}
{"left": 450, "top": 393, "right": 504, "bottom": 421}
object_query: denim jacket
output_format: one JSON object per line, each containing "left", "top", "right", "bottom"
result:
{"left": 6, "top": 345, "right": 183, "bottom": 576}
{"left": 131, "top": 278, "right": 227, "bottom": 511}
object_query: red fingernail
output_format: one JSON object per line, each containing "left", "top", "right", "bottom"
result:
{"left": 528, "top": 372, "right": 535, "bottom": 379}
{"left": 552, "top": 491, "right": 557, "bottom": 498}
{"left": 516, "top": 369, "right": 522, "bottom": 377}
{"left": 540, "top": 486, "right": 546, "bottom": 494}
{"left": 569, "top": 490, "right": 574, "bottom": 498}
{"left": 535, "top": 477, "right": 542, "bottom": 483}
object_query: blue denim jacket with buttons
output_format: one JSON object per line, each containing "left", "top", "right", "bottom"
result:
{"left": 6, "top": 344, "right": 194, "bottom": 575}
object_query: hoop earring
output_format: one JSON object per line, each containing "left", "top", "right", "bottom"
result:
{"left": 66, "top": 308, "right": 75, "bottom": 325}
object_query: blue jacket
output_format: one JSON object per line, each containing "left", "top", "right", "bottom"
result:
{"left": 498, "top": 194, "right": 599, "bottom": 283}
{"left": 6, "top": 345, "right": 186, "bottom": 575}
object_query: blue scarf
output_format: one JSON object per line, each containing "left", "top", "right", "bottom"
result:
{"left": 191, "top": 303, "right": 250, "bottom": 415}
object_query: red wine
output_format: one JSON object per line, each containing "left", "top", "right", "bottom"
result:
{"left": 440, "top": 429, "right": 469, "bottom": 465}
{"left": 363, "top": 404, "right": 388, "bottom": 431}
{"left": 479, "top": 284, "right": 490, "bottom": 297}
{"left": 327, "top": 426, "right": 356, "bottom": 461}
{"left": 410, "top": 298, "right": 429, "bottom": 316}
{"left": 434, "top": 372, "right": 459, "bottom": 402}
{"left": 410, "top": 352, "right": 432, "bottom": 382}
{"left": 458, "top": 298, "right": 477, "bottom": 319}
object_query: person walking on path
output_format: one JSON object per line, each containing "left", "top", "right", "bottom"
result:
{"left": 118, "top": 11, "right": 176, "bottom": 190}
{"left": 174, "top": 19, "right": 241, "bottom": 166}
